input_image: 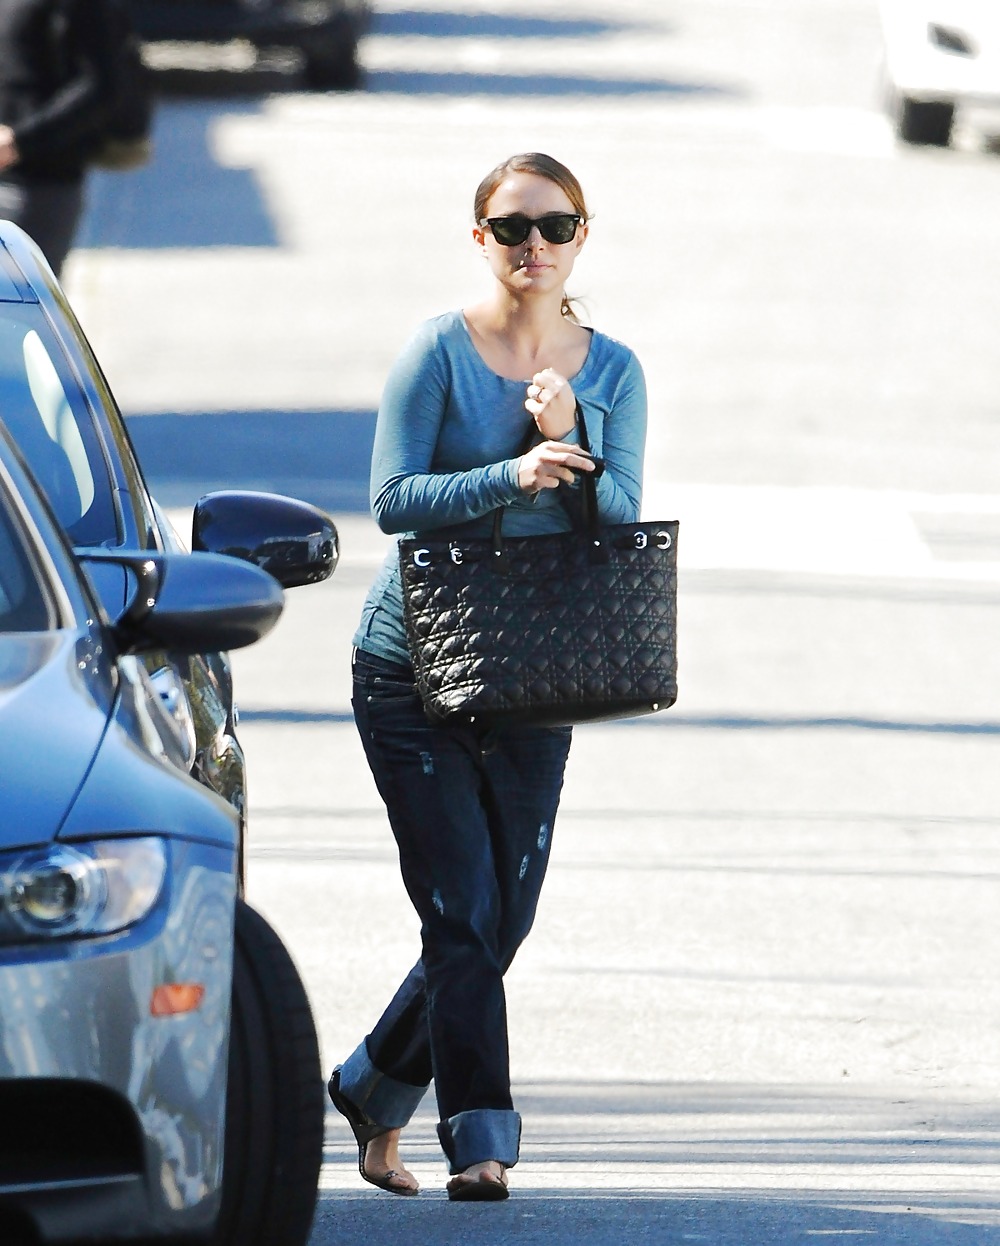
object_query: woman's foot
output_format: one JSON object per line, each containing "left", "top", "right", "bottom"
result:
{"left": 362, "top": 1128, "right": 420, "bottom": 1195}
{"left": 328, "top": 1068, "right": 419, "bottom": 1195}
{"left": 446, "top": 1160, "right": 509, "bottom": 1202}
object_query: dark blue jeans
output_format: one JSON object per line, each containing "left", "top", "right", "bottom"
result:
{"left": 338, "top": 648, "right": 572, "bottom": 1172}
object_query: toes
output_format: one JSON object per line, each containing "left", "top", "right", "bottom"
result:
{"left": 371, "top": 1161, "right": 419, "bottom": 1192}
{"left": 384, "top": 1169, "right": 419, "bottom": 1193}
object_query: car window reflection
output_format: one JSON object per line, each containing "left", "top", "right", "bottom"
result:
{"left": 0, "top": 308, "right": 117, "bottom": 547}
{"left": 23, "top": 330, "right": 95, "bottom": 519}
{"left": 0, "top": 492, "right": 52, "bottom": 632}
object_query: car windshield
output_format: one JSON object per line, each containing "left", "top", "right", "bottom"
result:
{"left": 0, "top": 482, "right": 54, "bottom": 632}
{"left": 0, "top": 305, "right": 117, "bottom": 547}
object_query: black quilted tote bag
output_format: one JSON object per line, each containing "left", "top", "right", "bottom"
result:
{"left": 399, "top": 410, "right": 678, "bottom": 727}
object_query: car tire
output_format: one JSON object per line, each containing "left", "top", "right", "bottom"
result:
{"left": 896, "top": 96, "right": 955, "bottom": 146}
{"left": 211, "top": 900, "right": 324, "bottom": 1246}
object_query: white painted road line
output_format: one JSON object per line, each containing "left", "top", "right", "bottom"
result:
{"left": 644, "top": 483, "right": 1000, "bottom": 582}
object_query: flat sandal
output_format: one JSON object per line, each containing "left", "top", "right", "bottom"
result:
{"left": 446, "top": 1161, "right": 509, "bottom": 1202}
{"left": 328, "top": 1067, "right": 419, "bottom": 1196}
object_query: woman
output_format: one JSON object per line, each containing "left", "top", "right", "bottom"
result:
{"left": 330, "top": 152, "right": 647, "bottom": 1201}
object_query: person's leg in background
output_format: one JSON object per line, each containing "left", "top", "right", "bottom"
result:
{"left": 0, "top": 178, "right": 85, "bottom": 277}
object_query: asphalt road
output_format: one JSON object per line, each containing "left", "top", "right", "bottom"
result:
{"left": 64, "top": 0, "right": 1000, "bottom": 1242}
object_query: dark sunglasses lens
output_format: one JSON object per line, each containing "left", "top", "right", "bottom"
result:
{"left": 539, "top": 215, "right": 579, "bottom": 243}
{"left": 490, "top": 215, "right": 531, "bottom": 246}
{"left": 488, "top": 214, "right": 580, "bottom": 245}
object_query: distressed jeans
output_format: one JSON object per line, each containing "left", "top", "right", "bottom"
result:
{"left": 337, "top": 647, "right": 572, "bottom": 1173}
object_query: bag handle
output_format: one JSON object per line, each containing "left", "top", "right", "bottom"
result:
{"left": 491, "top": 402, "right": 608, "bottom": 568}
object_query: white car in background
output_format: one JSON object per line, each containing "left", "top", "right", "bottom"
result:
{"left": 879, "top": 1, "right": 1000, "bottom": 145}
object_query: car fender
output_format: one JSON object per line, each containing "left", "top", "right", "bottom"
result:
{"left": 58, "top": 680, "right": 240, "bottom": 857}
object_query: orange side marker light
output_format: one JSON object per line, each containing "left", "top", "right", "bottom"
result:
{"left": 150, "top": 983, "right": 206, "bottom": 1016}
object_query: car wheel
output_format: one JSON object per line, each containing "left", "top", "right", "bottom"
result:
{"left": 211, "top": 900, "right": 324, "bottom": 1246}
{"left": 301, "top": 40, "right": 363, "bottom": 90}
{"left": 896, "top": 96, "right": 955, "bottom": 146}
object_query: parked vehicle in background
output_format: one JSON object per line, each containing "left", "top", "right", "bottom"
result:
{"left": 0, "top": 420, "right": 324, "bottom": 1245}
{"left": 879, "top": 1, "right": 1000, "bottom": 145}
{"left": 0, "top": 220, "right": 339, "bottom": 887}
{"left": 129, "top": 0, "right": 371, "bottom": 89}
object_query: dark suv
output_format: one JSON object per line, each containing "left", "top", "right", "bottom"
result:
{"left": 129, "top": 0, "right": 371, "bottom": 89}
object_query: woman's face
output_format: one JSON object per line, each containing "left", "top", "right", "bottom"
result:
{"left": 473, "top": 171, "right": 588, "bottom": 299}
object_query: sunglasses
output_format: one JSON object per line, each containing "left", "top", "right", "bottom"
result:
{"left": 480, "top": 213, "right": 582, "bottom": 247}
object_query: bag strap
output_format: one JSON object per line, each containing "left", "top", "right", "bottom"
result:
{"left": 491, "top": 402, "right": 607, "bottom": 567}
{"left": 512, "top": 399, "right": 597, "bottom": 458}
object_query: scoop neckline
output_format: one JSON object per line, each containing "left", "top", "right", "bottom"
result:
{"left": 456, "top": 311, "right": 594, "bottom": 387}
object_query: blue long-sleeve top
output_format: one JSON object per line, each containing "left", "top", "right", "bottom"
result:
{"left": 353, "top": 309, "right": 648, "bottom": 665}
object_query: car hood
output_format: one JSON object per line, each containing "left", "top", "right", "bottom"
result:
{"left": 0, "top": 632, "right": 112, "bottom": 846}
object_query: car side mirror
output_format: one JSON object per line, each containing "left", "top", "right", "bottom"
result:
{"left": 79, "top": 549, "right": 284, "bottom": 655}
{"left": 191, "top": 491, "right": 339, "bottom": 589}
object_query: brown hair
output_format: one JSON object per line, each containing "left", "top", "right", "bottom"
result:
{"left": 473, "top": 152, "right": 590, "bottom": 323}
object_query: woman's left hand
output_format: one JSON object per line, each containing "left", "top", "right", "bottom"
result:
{"left": 525, "top": 368, "right": 576, "bottom": 440}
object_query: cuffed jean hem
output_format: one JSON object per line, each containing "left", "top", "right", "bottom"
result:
{"left": 337, "top": 1038, "right": 428, "bottom": 1130}
{"left": 437, "top": 1109, "right": 522, "bottom": 1174}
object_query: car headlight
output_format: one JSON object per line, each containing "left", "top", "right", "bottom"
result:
{"left": 0, "top": 839, "right": 167, "bottom": 941}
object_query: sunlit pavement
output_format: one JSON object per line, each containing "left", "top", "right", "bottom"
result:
{"left": 71, "top": 1, "right": 1000, "bottom": 1240}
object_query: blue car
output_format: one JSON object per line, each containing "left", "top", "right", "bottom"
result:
{"left": 0, "top": 420, "right": 325, "bottom": 1245}
{"left": 0, "top": 221, "right": 339, "bottom": 887}
{"left": 0, "top": 224, "right": 335, "bottom": 1243}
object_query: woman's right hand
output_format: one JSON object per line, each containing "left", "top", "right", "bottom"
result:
{"left": 517, "top": 440, "right": 596, "bottom": 494}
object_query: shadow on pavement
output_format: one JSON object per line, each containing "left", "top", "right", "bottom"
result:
{"left": 365, "top": 69, "right": 732, "bottom": 97}
{"left": 372, "top": 9, "right": 649, "bottom": 40}
{"left": 310, "top": 1191, "right": 1000, "bottom": 1244}
{"left": 76, "top": 55, "right": 730, "bottom": 249}
{"left": 366, "top": 7, "right": 728, "bottom": 99}
{"left": 125, "top": 408, "right": 376, "bottom": 512}
{"left": 77, "top": 104, "right": 277, "bottom": 249}
{"left": 312, "top": 1081, "right": 1000, "bottom": 1244}
{"left": 75, "top": 4, "right": 736, "bottom": 252}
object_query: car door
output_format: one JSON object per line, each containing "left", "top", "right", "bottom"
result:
{"left": 0, "top": 282, "right": 243, "bottom": 822}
